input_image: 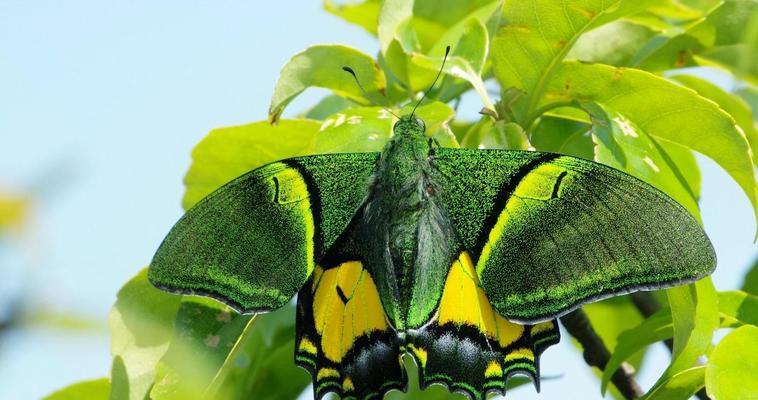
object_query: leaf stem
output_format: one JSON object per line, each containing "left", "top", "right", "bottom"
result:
{"left": 560, "top": 308, "right": 644, "bottom": 400}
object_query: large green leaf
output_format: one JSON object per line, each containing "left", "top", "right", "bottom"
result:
{"left": 182, "top": 119, "right": 321, "bottom": 209}
{"left": 706, "top": 325, "right": 758, "bottom": 400}
{"left": 585, "top": 102, "right": 701, "bottom": 218}
{"left": 268, "top": 45, "right": 386, "bottom": 122}
{"left": 44, "top": 378, "right": 110, "bottom": 400}
{"left": 543, "top": 61, "right": 758, "bottom": 224}
{"left": 530, "top": 115, "right": 593, "bottom": 159}
{"left": 109, "top": 268, "right": 182, "bottom": 400}
{"left": 671, "top": 74, "right": 758, "bottom": 165}
{"left": 569, "top": 20, "right": 659, "bottom": 67}
{"left": 492, "top": 0, "right": 656, "bottom": 121}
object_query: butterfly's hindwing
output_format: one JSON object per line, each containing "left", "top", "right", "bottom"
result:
{"left": 406, "top": 251, "right": 559, "bottom": 400}
{"left": 295, "top": 260, "right": 406, "bottom": 400}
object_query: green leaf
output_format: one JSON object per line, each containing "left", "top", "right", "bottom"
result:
{"left": 671, "top": 74, "right": 758, "bottom": 165}
{"left": 569, "top": 20, "right": 658, "bottom": 67}
{"left": 640, "top": 366, "right": 705, "bottom": 400}
{"left": 109, "top": 268, "right": 182, "bottom": 400}
{"left": 530, "top": 115, "right": 593, "bottom": 159}
{"left": 649, "top": 279, "right": 718, "bottom": 396}
{"left": 208, "top": 307, "right": 309, "bottom": 400}
{"left": 150, "top": 298, "right": 254, "bottom": 400}
{"left": 410, "top": 19, "right": 495, "bottom": 111}
{"left": 583, "top": 102, "right": 701, "bottom": 218}
{"left": 706, "top": 325, "right": 758, "bottom": 400}
{"left": 314, "top": 101, "right": 457, "bottom": 153}
{"left": 268, "top": 45, "right": 386, "bottom": 122}
{"left": 631, "top": 0, "right": 758, "bottom": 81}
{"left": 182, "top": 119, "right": 321, "bottom": 210}
{"left": 492, "top": 0, "right": 657, "bottom": 122}
{"left": 324, "top": 0, "right": 382, "bottom": 35}
{"left": 303, "top": 95, "right": 357, "bottom": 120}
{"left": 44, "top": 378, "right": 110, "bottom": 400}
{"left": 742, "top": 256, "right": 758, "bottom": 295}
{"left": 460, "top": 118, "right": 531, "bottom": 150}
{"left": 718, "top": 290, "right": 758, "bottom": 327}
{"left": 378, "top": 0, "right": 414, "bottom": 54}
{"left": 602, "top": 309, "right": 674, "bottom": 394}
{"left": 543, "top": 61, "right": 758, "bottom": 226}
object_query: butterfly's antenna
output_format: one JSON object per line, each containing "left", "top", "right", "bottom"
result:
{"left": 410, "top": 45, "right": 450, "bottom": 118}
{"left": 342, "top": 66, "right": 401, "bottom": 119}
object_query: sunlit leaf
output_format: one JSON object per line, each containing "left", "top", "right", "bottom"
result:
{"left": 268, "top": 45, "right": 386, "bottom": 122}
{"left": 602, "top": 309, "right": 673, "bottom": 394}
{"left": 44, "top": 378, "right": 110, "bottom": 400}
{"left": 492, "top": 0, "right": 657, "bottom": 122}
{"left": 109, "top": 269, "right": 181, "bottom": 400}
{"left": 324, "top": 0, "right": 382, "bottom": 35}
{"left": 569, "top": 20, "right": 658, "bottom": 67}
{"left": 671, "top": 74, "right": 758, "bottom": 165}
{"left": 584, "top": 102, "right": 701, "bottom": 218}
{"left": 650, "top": 279, "right": 718, "bottom": 396}
{"left": 640, "top": 366, "right": 705, "bottom": 400}
{"left": 183, "top": 119, "right": 321, "bottom": 209}
{"left": 706, "top": 325, "right": 758, "bottom": 400}
{"left": 304, "top": 95, "right": 357, "bottom": 121}
{"left": 315, "top": 101, "right": 457, "bottom": 153}
{"left": 718, "top": 290, "right": 758, "bottom": 327}
{"left": 543, "top": 61, "right": 758, "bottom": 226}
{"left": 150, "top": 298, "right": 254, "bottom": 400}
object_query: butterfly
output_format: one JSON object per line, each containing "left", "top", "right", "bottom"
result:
{"left": 148, "top": 49, "right": 715, "bottom": 400}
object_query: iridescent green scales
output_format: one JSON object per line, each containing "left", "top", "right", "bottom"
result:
{"left": 149, "top": 115, "right": 715, "bottom": 400}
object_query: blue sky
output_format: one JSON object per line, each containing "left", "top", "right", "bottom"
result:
{"left": 0, "top": 1, "right": 755, "bottom": 399}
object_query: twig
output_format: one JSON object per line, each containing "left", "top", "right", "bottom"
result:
{"left": 560, "top": 308, "right": 644, "bottom": 400}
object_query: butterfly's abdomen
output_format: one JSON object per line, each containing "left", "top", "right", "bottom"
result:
{"left": 366, "top": 135, "right": 458, "bottom": 329}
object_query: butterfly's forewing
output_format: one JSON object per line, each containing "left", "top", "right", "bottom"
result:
{"left": 432, "top": 148, "right": 716, "bottom": 323}
{"left": 149, "top": 153, "right": 378, "bottom": 313}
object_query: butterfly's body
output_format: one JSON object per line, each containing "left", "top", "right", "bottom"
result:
{"left": 360, "top": 118, "right": 455, "bottom": 331}
{"left": 149, "top": 114, "right": 715, "bottom": 400}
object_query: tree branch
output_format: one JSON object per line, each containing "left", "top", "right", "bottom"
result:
{"left": 560, "top": 308, "right": 643, "bottom": 400}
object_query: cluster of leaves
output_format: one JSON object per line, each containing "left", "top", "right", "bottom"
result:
{"left": 47, "top": 0, "right": 758, "bottom": 399}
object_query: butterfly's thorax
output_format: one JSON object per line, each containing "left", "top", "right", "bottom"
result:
{"left": 362, "top": 118, "right": 458, "bottom": 331}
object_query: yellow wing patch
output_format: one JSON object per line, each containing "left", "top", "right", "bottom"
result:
{"left": 438, "top": 251, "right": 525, "bottom": 348}
{"left": 311, "top": 262, "right": 388, "bottom": 362}
{"left": 476, "top": 162, "right": 570, "bottom": 275}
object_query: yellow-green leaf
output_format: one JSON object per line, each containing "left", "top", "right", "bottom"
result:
{"left": 706, "top": 325, "right": 758, "bottom": 400}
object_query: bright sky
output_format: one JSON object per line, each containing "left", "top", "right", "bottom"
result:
{"left": 0, "top": 1, "right": 755, "bottom": 399}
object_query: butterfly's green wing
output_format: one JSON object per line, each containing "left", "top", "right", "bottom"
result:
{"left": 433, "top": 148, "right": 716, "bottom": 323}
{"left": 148, "top": 153, "right": 378, "bottom": 313}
